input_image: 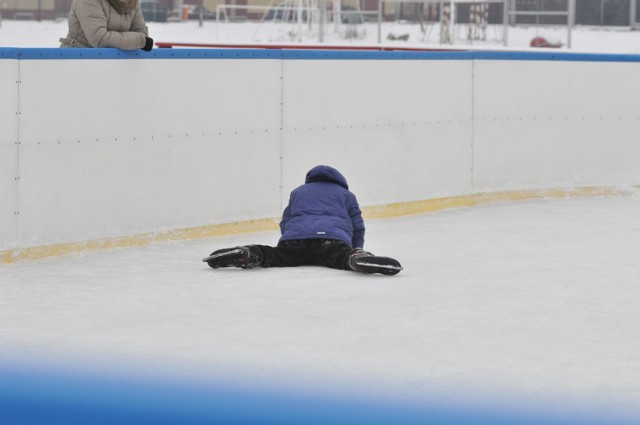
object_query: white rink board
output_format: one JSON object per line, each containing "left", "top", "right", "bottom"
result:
{"left": 0, "top": 59, "right": 18, "bottom": 251}
{"left": 2, "top": 50, "right": 640, "bottom": 252}
{"left": 18, "top": 59, "right": 283, "bottom": 143}
{"left": 472, "top": 60, "right": 640, "bottom": 190}
{"left": 15, "top": 58, "right": 283, "bottom": 246}
{"left": 281, "top": 60, "right": 474, "bottom": 205}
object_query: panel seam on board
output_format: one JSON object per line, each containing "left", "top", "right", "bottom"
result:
{"left": 279, "top": 55, "right": 285, "bottom": 210}
{"left": 15, "top": 57, "right": 22, "bottom": 252}
{"left": 470, "top": 57, "right": 476, "bottom": 190}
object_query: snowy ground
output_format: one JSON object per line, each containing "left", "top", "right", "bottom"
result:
{"left": 1, "top": 18, "right": 640, "bottom": 53}
{"left": 2, "top": 194, "right": 640, "bottom": 421}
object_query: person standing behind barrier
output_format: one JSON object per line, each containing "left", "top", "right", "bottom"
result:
{"left": 60, "top": 0, "right": 153, "bottom": 51}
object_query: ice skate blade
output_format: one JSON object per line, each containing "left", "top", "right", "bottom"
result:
{"left": 352, "top": 258, "right": 403, "bottom": 275}
{"left": 356, "top": 262, "right": 403, "bottom": 271}
{"left": 202, "top": 248, "right": 242, "bottom": 262}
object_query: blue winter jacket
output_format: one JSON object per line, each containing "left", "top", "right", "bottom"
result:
{"left": 278, "top": 165, "right": 365, "bottom": 248}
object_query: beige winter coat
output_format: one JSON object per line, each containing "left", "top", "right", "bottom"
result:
{"left": 60, "top": 0, "right": 148, "bottom": 50}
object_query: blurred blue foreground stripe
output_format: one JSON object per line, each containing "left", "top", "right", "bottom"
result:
{"left": 0, "top": 365, "right": 633, "bottom": 425}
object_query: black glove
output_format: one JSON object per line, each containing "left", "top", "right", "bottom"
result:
{"left": 142, "top": 37, "right": 154, "bottom": 52}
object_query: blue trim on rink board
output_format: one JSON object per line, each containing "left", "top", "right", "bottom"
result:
{"left": 0, "top": 365, "right": 636, "bottom": 425}
{"left": 2, "top": 47, "right": 640, "bottom": 62}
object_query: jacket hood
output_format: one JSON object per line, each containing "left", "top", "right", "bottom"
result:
{"left": 305, "top": 165, "right": 349, "bottom": 189}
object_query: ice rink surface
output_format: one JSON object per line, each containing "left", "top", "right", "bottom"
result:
{"left": 2, "top": 194, "right": 640, "bottom": 420}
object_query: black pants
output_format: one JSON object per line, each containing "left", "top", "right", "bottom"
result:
{"left": 253, "top": 239, "right": 355, "bottom": 270}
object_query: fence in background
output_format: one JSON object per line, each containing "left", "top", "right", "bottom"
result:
{"left": 1, "top": 0, "right": 639, "bottom": 27}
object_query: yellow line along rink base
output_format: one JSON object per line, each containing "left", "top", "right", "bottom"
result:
{"left": 1, "top": 186, "right": 634, "bottom": 264}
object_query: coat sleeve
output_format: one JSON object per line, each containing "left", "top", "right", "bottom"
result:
{"left": 279, "top": 198, "right": 292, "bottom": 236}
{"left": 348, "top": 195, "right": 365, "bottom": 249}
{"left": 77, "top": 0, "right": 146, "bottom": 50}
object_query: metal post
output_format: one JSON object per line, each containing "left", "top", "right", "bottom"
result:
{"left": 377, "top": 0, "right": 382, "bottom": 44}
{"left": 503, "top": 0, "right": 509, "bottom": 46}
{"left": 176, "top": 0, "right": 184, "bottom": 21}
{"left": 600, "top": 0, "right": 604, "bottom": 25}
{"left": 509, "top": 0, "right": 515, "bottom": 24}
{"left": 319, "top": 0, "right": 325, "bottom": 42}
{"left": 567, "top": 0, "right": 574, "bottom": 48}
{"left": 449, "top": 0, "right": 454, "bottom": 44}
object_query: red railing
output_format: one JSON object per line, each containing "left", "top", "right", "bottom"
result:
{"left": 155, "top": 42, "right": 459, "bottom": 52}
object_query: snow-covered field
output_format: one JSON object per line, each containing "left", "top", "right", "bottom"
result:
{"left": 1, "top": 17, "right": 640, "bottom": 53}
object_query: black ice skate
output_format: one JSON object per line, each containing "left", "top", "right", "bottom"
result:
{"left": 203, "top": 246, "right": 262, "bottom": 269}
{"left": 348, "top": 250, "right": 403, "bottom": 276}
